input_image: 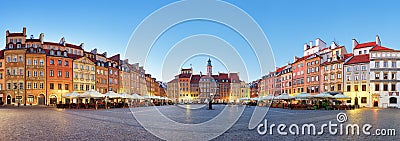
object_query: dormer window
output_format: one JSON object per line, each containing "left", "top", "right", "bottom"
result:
{"left": 9, "top": 44, "right": 13, "bottom": 49}
{"left": 50, "top": 50, "right": 54, "bottom": 55}
{"left": 17, "top": 44, "right": 21, "bottom": 48}
{"left": 57, "top": 50, "right": 61, "bottom": 56}
{"left": 63, "top": 52, "right": 67, "bottom": 57}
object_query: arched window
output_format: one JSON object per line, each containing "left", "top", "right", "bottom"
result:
{"left": 389, "top": 97, "right": 397, "bottom": 104}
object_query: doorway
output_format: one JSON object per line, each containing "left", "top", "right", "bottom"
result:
{"left": 6, "top": 95, "right": 11, "bottom": 104}
{"left": 373, "top": 100, "right": 378, "bottom": 107}
{"left": 354, "top": 97, "right": 359, "bottom": 106}
{"left": 38, "top": 94, "right": 45, "bottom": 105}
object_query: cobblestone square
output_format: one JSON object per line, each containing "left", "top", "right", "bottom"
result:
{"left": 0, "top": 105, "right": 398, "bottom": 140}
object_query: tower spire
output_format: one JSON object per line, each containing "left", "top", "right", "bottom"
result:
{"left": 207, "top": 58, "right": 212, "bottom": 76}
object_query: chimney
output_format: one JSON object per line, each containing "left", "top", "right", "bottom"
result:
{"left": 102, "top": 52, "right": 107, "bottom": 57}
{"left": 39, "top": 33, "right": 44, "bottom": 44}
{"left": 293, "top": 56, "right": 298, "bottom": 62}
{"left": 91, "top": 48, "right": 97, "bottom": 54}
{"left": 22, "top": 27, "right": 26, "bottom": 36}
{"left": 6, "top": 30, "right": 9, "bottom": 36}
{"left": 330, "top": 41, "right": 337, "bottom": 49}
{"left": 60, "top": 37, "right": 66, "bottom": 46}
{"left": 80, "top": 43, "right": 85, "bottom": 49}
{"left": 352, "top": 39, "right": 359, "bottom": 50}
{"left": 200, "top": 71, "right": 203, "bottom": 77}
{"left": 303, "top": 43, "right": 308, "bottom": 51}
{"left": 309, "top": 41, "right": 313, "bottom": 48}
{"left": 376, "top": 35, "right": 381, "bottom": 46}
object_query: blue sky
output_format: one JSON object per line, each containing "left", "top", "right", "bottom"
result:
{"left": 1, "top": 0, "right": 399, "bottom": 81}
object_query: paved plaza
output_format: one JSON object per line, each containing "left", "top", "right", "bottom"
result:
{"left": 0, "top": 105, "right": 399, "bottom": 141}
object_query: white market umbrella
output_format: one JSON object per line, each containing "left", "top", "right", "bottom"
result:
{"left": 238, "top": 97, "right": 250, "bottom": 101}
{"left": 105, "top": 91, "right": 122, "bottom": 98}
{"left": 131, "top": 93, "right": 144, "bottom": 99}
{"left": 261, "top": 95, "right": 275, "bottom": 100}
{"left": 81, "top": 89, "right": 104, "bottom": 98}
{"left": 62, "top": 92, "right": 81, "bottom": 98}
{"left": 275, "top": 93, "right": 295, "bottom": 100}
{"left": 120, "top": 93, "right": 133, "bottom": 99}
{"left": 333, "top": 94, "right": 350, "bottom": 100}
{"left": 295, "top": 92, "right": 313, "bottom": 100}
{"left": 315, "top": 92, "right": 333, "bottom": 98}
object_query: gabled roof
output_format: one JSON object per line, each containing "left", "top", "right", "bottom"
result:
{"left": 190, "top": 75, "right": 201, "bottom": 83}
{"left": 344, "top": 53, "right": 353, "bottom": 59}
{"left": 345, "top": 54, "right": 369, "bottom": 65}
{"left": 276, "top": 66, "right": 286, "bottom": 73}
{"left": 370, "top": 46, "right": 393, "bottom": 51}
{"left": 7, "top": 33, "right": 24, "bottom": 37}
{"left": 355, "top": 42, "right": 376, "bottom": 49}
{"left": 179, "top": 73, "right": 191, "bottom": 78}
{"left": 293, "top": 54, "right": 314, "bottom": 64}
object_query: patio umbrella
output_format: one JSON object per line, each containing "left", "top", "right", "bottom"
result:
{"left": 333, "top": 94, "right": 350, "bottom": 100}
{"left": 120, "top": 93, "right": 133, "bottom": 99}
{"left": 81, "top": 89, "right": 104, "bottom": 98}
{"left": 275, "top": 93, "right": 295, "bottom": 100}
{"left": 62, "top": 92, "right": 81, "bottom": 98}
{"left": 261, "top": 95, "right": 275, "bottom": 100}
{"left": 250, "top": 97, "right": 260, "bottom": 101}
{"left": 295, "top": 92, "right": 313, "bottom": 100}
{"left": 105, "top": 91, "right": 122, "bottom": 98}
{"left": 315, "top": 92, "right": 333, "bottom": 99}
{"left": 238, "top": 97, "right": 250, "bottom": 101}
{"left": 131, "top": 93, "right": 144, "bottom": 99}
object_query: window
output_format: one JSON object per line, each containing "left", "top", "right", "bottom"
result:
{"left": 27, "top": 71, "right": 31, "bottom": 77}
{"left": 33, "top": 83, "right": 37, "bottom": 89}
{"left": 347, "top": 67, "right": 351, "bottom": 72}
{"left": 375, "top": 84, "right": 380, "bottom": 91}
{"left": 27, "top": 82, "right": 32, "bottom": 89}
{"left": 354, "top": 85, "right": 358, "bottom": 91}
{"left": 58, "top": 60, "right": 62, "bottom": 65}
{"left": 346, "top": 75, "right": 351, "bottom": 81}
{"left": 391, "top": 84, "right": 396, "bottom": 91}
{"left": 375, "top": 73, "right": 380, "bottom": 79}
{"left": 392, "top": 62, "right": 397, "bottom": 68}
{"left": 383, "top": 73, "right": 388, "bottom": 80}
{"left": 338, "top": 84, "right": 342, "bottom": 91}
{"left": 65, "top": 60, "right": 69, "bottom": 66}
{"left": 50, "top": 59, "right": 54, "bottom": 65}
{"left": 80, "top": 85, "right": 84, "bottom": 90}
{"left": 361, "top": 66, "right": 366, "bottom": 71}
{"left": 337, "top": 74, "right": 342, "bottom": 79}
{"left": 361, "top": 97, "right": 367, "bottom": 103}
{"left": 383, "top": 62, "right": 388, "bottom": 68}
{"left": 383, "top": 84, "right": 388, "bottom": 91}
{"left": 58, "top": 71, "right": 62, "bottom": 77}
{"left": 40, "top": 60, "right": 44, "bottom": 66}
{"left": 19, "top": 56, "right": 23, "bottom": 62}
{"left": 65, "top": 71, "right": 70, "bottom": 78}
{"left": 86, "top": 85, "right": 89, "bottom": 91}
{"left": 28, "top": 95, "right": 34, "bottom": 103}
{"left": 40, "top": 83, "right": 44, "bottom": 89}
{"left": 375, "top": 62, "right": 380, "bottom": 68}
{"left": 392, "top": 73, "right": 396, "bottom": 80}
{"left": 50, "top": 83, "right": 54, "bottom": 89}
{"left": 331, "top": 74, "right": 335, "bottom": 80}
{"left": 390, "top": 97, "right": 397, "bottom": 104}
{"left": 362, "top": 85, "right": 366, "bottom": 91}
{"left": 74, "top": 64, "right": 78, "bottom": 69}
{"left": 33, "top": 60, "right": 38, "bottom": 65}
{"left": 27, "top": 59, "right": 31, "bottom": 65}
{"left": 86, "top": 66, "right": 89, "bottom": 70}
{"left": 50, "top": 70, "right": 54, "bottom": 77}
{"left": 338, "top": 64, "right": 342, "bottom": 69}
{"left": 355, "top": 75, "right": 359, "bottom": 81}
{"left": 65, "top": 84, "right": 69, "bottom": 90}
{"left": 40, "top": 71, "right": 44, "bottom": 77}
{"left": 74, "top": 84, "right": 78, "bottom": 90}
{"left": 58, "top": 84, "right": 62, "bottom": 90}
{"left": 33, "top": 71, "right": 37, "bottom": 77}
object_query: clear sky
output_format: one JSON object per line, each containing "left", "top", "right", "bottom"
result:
{"left": 1, "top": 0, "right": 399, "bottom": 82}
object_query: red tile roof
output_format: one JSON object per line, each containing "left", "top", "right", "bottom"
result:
{"left": 190, "top": 75, "right": 201, "bottom": 83}
{"left": 108, "top": 54, "right": 120, "bottom": 62}
{"left": 179, "top": 73, "right": 191, "bottom": 78}
{"left": 229, "top": 73, "right": 240, "bottom": 82}
{"left": 345, "top": 54, "right": 369, "bottom": 65}
{"left": 65, "top": 43, "right": 82, "bottom": 49}
{"left": 371, "top": 46, "right": 393, "bottom": 51}
{"left": 25, "top": 39, "right": 41, "bottom": 42}
{"left": 276, "top": 66, "right": 286, "bottom": 73}
{"left": 293, "top": 54, "right": 313, "bottom": 64}
{"left": 344, "top": 53, "right": 353, "bottom": 59}
{"left": 7, "top": 33, "right": 24, "bottom": 37}
{"left": 355, "top": 42, "right": 376, "bottom": 49}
